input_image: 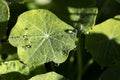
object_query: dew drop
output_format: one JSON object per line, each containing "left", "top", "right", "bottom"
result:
{"left": 22, "top": 45, "right": 32, "bottom": 51}
{"left": 26, "top": 45, "right": 32, "bottom": 48}
{"left": 65, "top": 29, "right": 77, "bottom": 35}
{"left": 23, "top": 35, "right": 29, "bottom": 40}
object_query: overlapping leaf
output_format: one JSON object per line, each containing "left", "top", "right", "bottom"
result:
{"left": 99, "top": 62, "right": 120, "bottom": 80}
{"left": 86, "top": 15, "right": 120, "bottom": 66}
{"left": 9, "top": 9, "right": 76, "bottom": 67}
{"left": 48, "top": 0, "right": 98, "bottom": 34}
{"left": 29, "top": 72, "right": 68, "bottom": 80}
{"left": 68, "top": 6, "right": 98, "bottom": 33}
{"left": 0, "top": 0, "right": 9, "bottom": 39}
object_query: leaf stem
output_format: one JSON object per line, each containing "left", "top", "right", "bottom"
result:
{"left": 82, "top": 59, "right": 94, "bottom": 75}
{"left": 77, "top": 33, "right": 85, "bottom": 80}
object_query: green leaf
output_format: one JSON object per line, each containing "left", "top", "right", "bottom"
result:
{"left": 0, "top": 0, "right": 9, "bottom": 39}
{"left": 0, "top": 60, "right": 29, "bottom": 75}
{"left": 48, "top": 0, "right": 98, "bottom": 34}
{"left": 9, "top": 9, "right": 76, "bottom": 67}
{"left": 29, "top": 72, "right": 68, "bottom": 80}
{"left": 68, "top": 5, "right": 98, "bottom": 33}
{"left": 99, "top": 62, "right": 120, "bottom": 80}
{"left": 86, "top": 15, "right": 120, "bottom": 66}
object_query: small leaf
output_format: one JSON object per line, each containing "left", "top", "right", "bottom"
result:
{"left": 9, "top": 9, "right": 76, "bottom": 67}
{"left": 99, "top": 62, "right": 120, "bottom": 80}
{"left": 86, "top": 15, "right": 120, "bottom": 66}
{"left": 0, "top": 60, "right": 29, "bottom": 75}
{"left": 0, "top": 0, "right": 9, "bottom": 39}
{"left": 29, "top": 72, "right": 68, "bottom": 80}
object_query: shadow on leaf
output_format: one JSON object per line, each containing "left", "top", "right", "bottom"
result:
{"left": 0, "top": 72, "right": 28, "bottom": 80}
{"left": 86, "top": 33, "right": 120, "bottom": 67}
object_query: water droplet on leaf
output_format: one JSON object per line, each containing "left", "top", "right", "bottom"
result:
{"left": 26, "top": 45, "right": 32, "bottom": 48}
{"left": 23, "top": 35, "right": 29, "bottom": 40}
{"left": 22, "top": 45, "right": 32, "bottom": 51}
{"left": 65, "top": 29, "right": 77, "bottom": 35}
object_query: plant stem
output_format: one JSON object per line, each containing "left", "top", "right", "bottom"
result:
{"left": 97, "top": 0, "right": 111, "bottom": 20}
{"left": 82, "top": 59, "right": 94, "bottom": 75}
{"left": 77, "top": 33, "right": 85, "bottom": 80}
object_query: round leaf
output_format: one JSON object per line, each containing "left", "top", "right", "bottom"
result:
{"left": 0, "top": 0, "right": 9, "bottom": 39}
{"left": 86, "top": 15, "right": 120, "bottom": 66}
{"left": 99, "top": 62, "right": 120, "bottom": 80}
{"left": 29, "top": 72, "right": 68, "bottom": 80}
{"left": 9, "top": 9, "right": 76, "bottom": 66}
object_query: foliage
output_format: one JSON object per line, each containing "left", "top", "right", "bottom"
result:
{"left": 29, "top": 72, "right": 68, "bottom": 80}
{"left": 0, "top": 0, "right": 120, "bottom": 80}
{"left": 86, "top": 15, "right": 120, "bottom": 67}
